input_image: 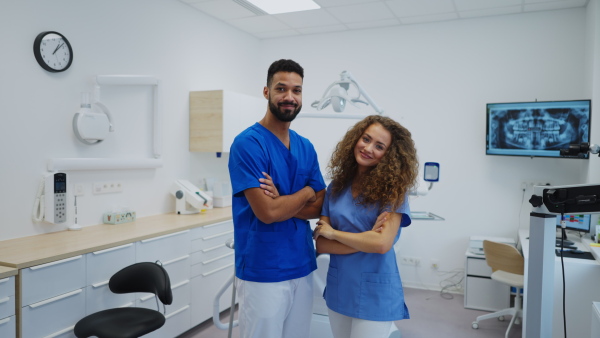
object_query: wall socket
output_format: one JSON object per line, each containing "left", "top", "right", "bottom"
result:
{"left": 74, "top": 184, "right": 85, "bottom": 196}
{"left": 400, "top": 256, "right": 421, "bottom": 266}
{"left": 93, "top": 182, "right": 123, "bottom": 194}
{"left": 430, "top": 259, "right": 440, "bottom": 270}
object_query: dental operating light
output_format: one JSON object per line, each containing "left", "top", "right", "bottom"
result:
{"left": 311, "top": 71, "right": 383, "bottom": 115}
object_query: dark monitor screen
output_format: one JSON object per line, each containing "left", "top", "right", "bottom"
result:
{"left": 556, "top": 214, "right": 591, "bottom": 233}
{"left": 486, "top": 100, "right": 591, "bottom": 158}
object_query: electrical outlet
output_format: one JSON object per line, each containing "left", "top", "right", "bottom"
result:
{"left": 431, "top": 259, "right": 440, "bottom": 270}
{"left": 400, "top": 256, "right": 421, "bottom": 266}
{"left": 93, "top": 182, "right": 123, "bottom": 194}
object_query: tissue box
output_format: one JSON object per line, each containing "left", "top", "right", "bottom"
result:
{"left": 213, "top": 195, "right": 232, "bottom": 208}
{"left": 103, "top": 211, "right": 136, "bottom": 224}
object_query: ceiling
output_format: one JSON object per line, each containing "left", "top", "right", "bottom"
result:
{"left": 179, "top": 0, "right": 590, "bottom": 39}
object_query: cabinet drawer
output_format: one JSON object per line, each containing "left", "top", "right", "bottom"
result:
{"left": 138, "top": 279, "right": 190, "bottom": 315}
{"left": 161, "top": 255, "right": 191, "bottom": 285}
{"left": 85, "top": 283, "right": 136, "bottom": 315}
{"left": 0, "top": 315, "right": 15, "bottom": 338}
{"left": 86, "top": 243, "right": 135, "bottom": 285}
{"left": 21, "top": 288, "right": 85, "bottom": 338}
{"left": 464, "top": 276, "right": 510, "bottom": 311}
{"left": 191, "top": 220, "right": 233, "bottom": 241}
{"left": 191, "top": 229, "right": 234, "bottom": 257}
{"left": 0, "top": 276, "right": 14, "bottom": 298}
{"left": 466, "top": 257, "right": 492, "bottom": 277}
{"left": 145, "top": 304, "right": 191, "bottom": 338}
{"left": 191, "top": 266, "right": 234, "bottom": 324}
{"left": 21, "top": 256, "right": 86, "bottom": 306}
{"left": 191, "top": 252, "right": 234, "bottom": 278}
{"left": 0, "top": 294, "right": 15, "bottom": 319}
{"left": 136, "top": 230, "right": 190, "bottom": 263}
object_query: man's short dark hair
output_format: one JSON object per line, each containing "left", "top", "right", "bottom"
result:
{"left": 267, "top": 59, "right": 304, "bottom": 87}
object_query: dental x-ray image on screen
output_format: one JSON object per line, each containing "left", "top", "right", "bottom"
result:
{"left": 486, "top": 100, "right": 591, "bottom": 158}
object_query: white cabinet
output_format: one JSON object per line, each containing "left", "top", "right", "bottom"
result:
{"left": 16, "top": 217, "right": 235, "bottom": 338}
{"left": 190, "top": 220, "right": 235, "bottom": 324}
{"left": 464, "top": 253, "right": 510, "bottom": 311}
{"left": 21, "top": 256, "right": 86, "bottom": 338}
{"left": 85, "top": 244, "right": 136, "bottom": 314}
{"left": 189, "top": 90, "right": 264, "bottom": 152}
{"left": 136, "top": 230, "right": 192, "bottom": 338}
{"left": 0, "top": 276, "right": 15, "bottom": 338}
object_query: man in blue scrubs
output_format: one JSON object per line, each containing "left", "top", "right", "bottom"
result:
{"left": 228, "top": 59, "right": 326, "bottom": 338}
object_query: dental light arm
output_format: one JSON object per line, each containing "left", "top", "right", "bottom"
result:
{"left": 311, "top": 71, "right": 383, "bottom": 114}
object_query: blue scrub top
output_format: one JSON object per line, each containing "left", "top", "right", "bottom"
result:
{"left": 229, "top": 123, "right": 326, "bottom": 283}
{"left": 322, "top": 183, "right": 411, "bottom": 321}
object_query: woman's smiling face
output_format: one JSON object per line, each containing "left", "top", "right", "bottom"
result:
{"left": 354, "top": 122, "right": 391, "bottom": 171}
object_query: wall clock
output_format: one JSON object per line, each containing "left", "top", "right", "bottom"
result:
{"left": 33, "top": 31, "right": 73, "bottom": 72}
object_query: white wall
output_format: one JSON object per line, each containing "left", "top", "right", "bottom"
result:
{"left": 0, "top": 0, "right": 261, "bottom": 240}
{"left": 260, "top": 8, "right": 593, "bottom": 289}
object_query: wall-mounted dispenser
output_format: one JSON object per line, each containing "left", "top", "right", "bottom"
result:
{"left": 72, "top": 92, "right": 114, "bottom": 145}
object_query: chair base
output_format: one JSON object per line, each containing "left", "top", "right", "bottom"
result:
{"left": 472, "top": 307, "right": 522, "bottom": 338}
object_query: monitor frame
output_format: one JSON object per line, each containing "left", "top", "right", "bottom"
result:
{"left": 486, "top": 99, "right": 591, "bottom": 159}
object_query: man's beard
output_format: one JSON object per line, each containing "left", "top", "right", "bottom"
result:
{"left": 269, "top": 98, "right": 302, "bottom": 122}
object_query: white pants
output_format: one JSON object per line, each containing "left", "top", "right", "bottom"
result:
{"left": 328, "top": 308, "right": 393, "bottom": 338}
{"left": 235, "top": 274, "right": 313, "bottom": 338}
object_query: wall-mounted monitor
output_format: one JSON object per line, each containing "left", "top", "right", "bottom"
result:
{"left": 486, "top": 100, "right": 591, "bottom": 158}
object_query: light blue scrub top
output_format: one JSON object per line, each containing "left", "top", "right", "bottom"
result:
{"left": 229, "top": 123, "right": 326, "bottom": 283}
{"left": 322, "top": 183, "right": 411, "bottom": 321}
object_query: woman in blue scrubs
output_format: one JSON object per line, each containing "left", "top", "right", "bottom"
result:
{"left": 312, "top": 115, "right": 418, "bottom": 338}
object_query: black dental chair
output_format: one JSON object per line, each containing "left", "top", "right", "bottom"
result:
{"left": 74, "top": 261, "right": 172, "bottom": 338}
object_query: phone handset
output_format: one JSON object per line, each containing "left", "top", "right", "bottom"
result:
{"left": 32, "top": 173, "right": 67, "bottom": 224}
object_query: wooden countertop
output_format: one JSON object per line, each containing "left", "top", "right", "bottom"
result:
{"left": 0, "top": 265, "right": 17, "bottom": 279}
{"left": 0, "top": 207, "right": 232, "bottom": 270}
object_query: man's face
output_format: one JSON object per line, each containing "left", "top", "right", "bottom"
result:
{"left": 265, "top": 72, "right": 303, "bottom": 122}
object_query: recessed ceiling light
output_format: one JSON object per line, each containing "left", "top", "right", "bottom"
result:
{"left": 245, "top": 0, "right": 320, "bottom": 14}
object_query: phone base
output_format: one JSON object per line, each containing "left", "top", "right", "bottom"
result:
{"left": 68, "top": 223, "right": 82, "bottom": 231}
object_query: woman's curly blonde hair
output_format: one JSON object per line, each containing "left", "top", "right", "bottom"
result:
{"left": 327, "top": 115, "right": 419, "bottom": 211}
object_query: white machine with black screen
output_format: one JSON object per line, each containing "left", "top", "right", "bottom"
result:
{"left": 527, "top": 183, "right": 600, "bottom": 337}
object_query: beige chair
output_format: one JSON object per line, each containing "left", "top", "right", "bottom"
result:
{"left": 471, "top": 240, "right": 524, "bottom": 338}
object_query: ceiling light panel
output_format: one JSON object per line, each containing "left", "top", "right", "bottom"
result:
{"left": 245, "top": 0, "right": 320, "bottom": 14}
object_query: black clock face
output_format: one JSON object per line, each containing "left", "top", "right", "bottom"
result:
{"left": 34, "top": 31, "right": 73, "bottom": 72}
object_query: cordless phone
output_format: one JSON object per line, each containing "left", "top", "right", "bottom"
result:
{"left": 44, "top": 173, "right": 67, "bottom": 224}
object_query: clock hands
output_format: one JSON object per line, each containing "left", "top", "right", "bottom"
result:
{"left": 52, "top": 42, "right": 64, "bottom": 55}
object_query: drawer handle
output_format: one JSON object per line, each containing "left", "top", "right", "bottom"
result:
{"left": 140, "top": 280, "right": 190, "bottom": 301}
{"left": 29, "top": 289, "right": 82, "bottom": 309}
{"left": 163, "top": 255, "right": 190, "bottom": 266}
{"left": 202, "top": 262, "right": 234, "bottom": 277}
{"left": 0, "top": 277, "right": 9, "bottom": 284}
{"left": 92, "top": 280, "right": 109, "bottom": 288}
{"left": 202, "top": 243, "right": 226, "bottom": 253}
{"left": 141, "top": 230, "right": 189, "bottom": 243}
{"left": 203, "top": 251, "right": 234, "bottom": 265}
{"left": 166, "top": 305, "right": 189, "bottom": 319}
{"left": 92, "top": 243, "right": 133, "bottom": 255}
{"left": 0, "top": 297, "right": 9, "bottom": 304}
{"left": 0, "top": 317, "right": 10, "bottom": 326}
{"left": 203, "top": 230, "right": 233, "bottom": 241}
{"left": 44, "top": 325, "right": 75, "bottom": 338}
{"left": 171, "top": 280, "right": 190, "bottom": 290}
{"left": 29, "top": 255, "right": 82, "bottom": 270}
{"left": 203, "top": 221, "right": 232, "bottom": 228}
